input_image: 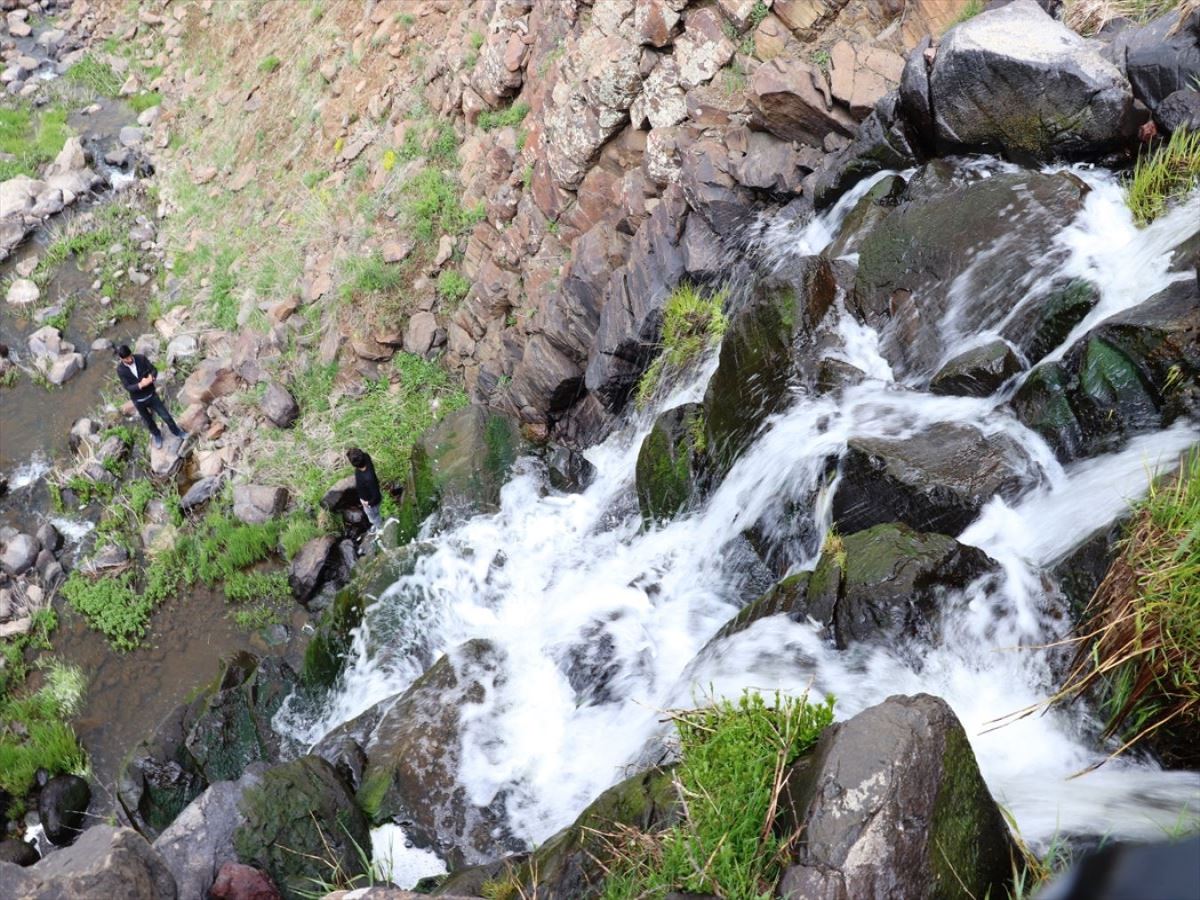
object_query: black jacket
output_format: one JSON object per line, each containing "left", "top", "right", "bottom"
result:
{"left": 116, "top": 354, "right": 159, "bottom": 404}
{"left": 354, "top": 459, "right": 383, "bottom": 507}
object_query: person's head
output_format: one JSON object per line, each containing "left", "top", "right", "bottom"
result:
{"left": 117, "top": 344, "right": 133, "bottom": 363}
{"left": 347, "top": 447, "right": 368, "bottom": 469}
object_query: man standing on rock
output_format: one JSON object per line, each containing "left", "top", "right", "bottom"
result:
{"left": 347, "top": 447, "right": 383, "bottom": 532}
{"left": 115, "top": 344, "right": 186, "bottom": 450}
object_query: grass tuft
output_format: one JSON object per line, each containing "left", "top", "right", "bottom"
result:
{"left": 477, "top": 102, "right": 530, "bottom": 132}
{"left": 600, "top": 691, "right": 834, "bottom": 899}
{"left": 1125, "top": 128, "right": 1200, "bottom": 226}
{"left": 1050, "top": 448, "right": 1200, "bottom": 766}
{"left": 0, "top": 103, "right": 71, "bottom": 180}
{"left": 65, "top": 53, "right": 123, "bottom": 96}
{"left": 0, "top": 660, "right": 89, "bottom": 809}
{"left": 636, "top": 283, "right": 729, "bottom": 408}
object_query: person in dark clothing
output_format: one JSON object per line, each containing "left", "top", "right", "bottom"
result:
{"left": 115, "top": 344, "right": 186, "bottom": 449}
{"left": 347, "top": 447, "right": 383, "bottom": 531}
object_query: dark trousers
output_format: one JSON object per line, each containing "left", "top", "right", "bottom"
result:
{"left": 135, "top": 393, "right": 183, "bottom": 440}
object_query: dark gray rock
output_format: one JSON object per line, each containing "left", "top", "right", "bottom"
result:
{"left": 0, "top": 838, "right": 38, "bottom": 866}
{"left": 0, "top": 826, "right": 177, "bottom": 900}
{"left": 35, "top": 522, "right": 61, "bottom": 554}
{"left": 635, "top": 403, "right": 709, "bottom": 525}
{"left": 232, "top": 484, "right": 288, "bottom": 525}
{"left": 1, "top": 533, "right": 39, "bottom": 576}
{"left": 812, "top": 91, "right": 921, "bottom": 210}
{"left": 358, "top": 639, "right": 524, "bottom": 868}
{"left": 152, "top": 765, "right": 267, "bottom": 900}
{"left": 929, "top": 340, "right": 1024, "bottom": 396}
{"left": 1120, "top": 9, "right": 1200, "bottom": 112}
{"left": 38, "top": 774, "right": 91, "bottom": 846}
{"left": 1154, "top": 88, "right": 1200, "bottom": 135}
{"left": 779, "top": 694, "right": 1015, "bottom": 900}
{"left": 929, "top": 0, "right": 1135, "bottom": 159}
{"left": 288, "top": 535, "right": 339, "bottom": 604}
{"left": 179, "top": 476, "right": 222, "bottom": 512}
{"left": 544, "top": 446, "right": 597, "bottom": 493}
{"left": 319, "top": 475, "right": 359, "bottom": 512}
{"left": 833, "top": 422, "right": 1042, "bottom": 536}
{"left": 259, "top": 382, "right": 299, "bottom": 428}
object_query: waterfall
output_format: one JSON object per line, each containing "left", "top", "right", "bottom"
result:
{"left": 278, "top": 164, "right": 1200, "bottom": 852}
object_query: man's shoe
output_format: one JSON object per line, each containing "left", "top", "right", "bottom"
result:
{"left": 175, "top": 430, "right": 189, "bottom": 443}
{"left": 152, "top": 436, "right": 163, "bottom": 449}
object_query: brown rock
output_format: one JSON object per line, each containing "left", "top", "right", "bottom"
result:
{"left": 210, "top": 861, "right": 282, "bottom": 900}
{"left": 754, "top": 14, "right": 797, "bottom": 61}
{"left": 403, "top": 312, "right": 439, "bottom": 356}
{"left": 178, "top": 403, "right": 210, "bottom": 435}
{"left": 749, "top": 56, "right": 856, "bottom": 145}
{"left": 179, "top": 359, "right": 239, "bottom": 407}
{"left": 635, "top": 0, "right": 682, "bottom": 47}
{"left": 675, "top": 8, "right": 736, "bottom": 89}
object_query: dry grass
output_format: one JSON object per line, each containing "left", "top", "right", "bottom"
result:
{"left": 1062, "top": 0, "right": 1193, "bottom": 34}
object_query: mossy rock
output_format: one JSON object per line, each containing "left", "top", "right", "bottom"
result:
{"left": 635, "top": 403, "right": 709, "bottom": 525}
{"left": 116, "top": 700, "right": 207, "bottom": 839}
{"left": 1005, "top": 278, "right": 1099, "bottom": 363}
{"left": 394, "top": 406, "right": 526, "bottom": 544}
{"left": 703, "top": 256, "right": 842, "bottom": 473}
{"left": 484, "top": 766, "right": 680, "bottom": 900}
{"left": 184, "top": 652, "right": 296, "bottom": 785}
{"left": 301, "top": 586, "right": 367, "bottom": 690}
{"left": 233, "top": 755, "right": 370, "bottom": 900}
{"left": 824, "top": 173, "right": 906, "bottom": 258}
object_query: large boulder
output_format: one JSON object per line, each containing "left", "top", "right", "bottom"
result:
{"left": 832, "top": 422, "right": 1041, "bottom": 536}
{"left": 929, "top": 339, "right": 1024, "bottom": 397}
{"left": 0, "top": 826, "right": 177, "bottom": 900}
{"left": 38, "top": 774, "right": 91, "bottom": 847}
{"left": 233, "top": 755, "right": 370, "bottom": 900}
{"left": 635, "top": 403, "right": 710, "bottom": 525}
{"left": 1117, "top": 9, "right": 1200, "bottom": 113}
{"left": 929, "top": 0, "right": 1135, "bottom": 159}
{"left": 703, "top": 256, "right": 844, "bottom": 472}
{"left": 1011, "top": 279, "right": 1200, "bottom": 462}
{"left": 179, "top": 358, "right": 239, "bottom": 407}
{"left": 852, "top": 165, "right": 1089, "bottom": 379}
{"left": 232, "top": 485, "right": 288, "bottom": 525}
{"left": 712, "top": 523, "right": 997, "bottom": 651}
{"left": 118, "top": 703, "right": 208, "bottom": 839}
{"left": 152, "top": 765, "right": 267, "bottom": 900}
{"left": 1, "top": 532, "right": 39, "bottom": 576}
{"left": 812, "top": 92, "right": 922, "bottom": 210}
{"left": 394, "top": 406, "right": 525, "bottom": 543}
{"left": 779, "top": 694, "right": 1016, "bottom": 899}
{"left": 748, "top": 56, "right": 857, "bottom": 146}
{"left": 288, "top": 535, "right": 340, "bottom": 604}
{"left": 357, "top": 640, "right": 523, "bottom": 868}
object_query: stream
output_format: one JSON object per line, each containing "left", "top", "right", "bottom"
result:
{"left": 279, "top": 165, "right": 1200, "bottom": 856}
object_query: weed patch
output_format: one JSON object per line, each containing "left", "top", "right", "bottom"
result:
{"left": 436, "top": 268, "right": 470, "bottom": 304}
{"left": 477, "top": 102, "right": 530, "bottom": 132}
{"left": 1126, "top": 128, "right": 1200, "bottom": 226}
{"left": 65, "top": 53, "right": 122, "bottom": 96}
{"left": 636, "top": 283, "right": 728, "bottom": 408}
{"left": 0, "top": 103, "right": 71, "bottom": 180}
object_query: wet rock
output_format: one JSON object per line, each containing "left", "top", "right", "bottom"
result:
{"left": 5, "top": 277, "right": 39, "bottom": 305}
{"left": 749, "top": 56, "right": 856, "bottom": 146}
{"left": 35, "top": 522, "right": 61, "bottom": 554}
{"left": 152, "top": 765, "right": 268, "bottom": 900}
{"left": 1119, "top": 9, "right": 1200, "bottom": 113}
{"left": 930, "top": 0, "right": 1134, "bottom": 159}
{"left": 1011, "top": 278, "right": 1200, "bottom": 462}
{"left": 703, "top": 256, "right": 843, "bottom": 472}
{"left": 233, "top": 756, "right": 369, "bottom": 900}
{"left": 544, "top": 446, "right": 597, "bottom": 494}
{"left": 358, "top": 640, "right": 524, "bottom": 868}
{"left": 636, "top": 403, "right": 709, "bottom": 525}
{"left": 185, "top": 654, "right": 296, "bottom": 785}
{"left": 779, "top": 694, "right": 1015, "bottom": 899}
{"left": 210, "top": 861, "right": 282, "bottom": 900}
{"left": 301, "top": 583, "right": 368, "bottom": 691}
{"left": 0, "top": 826, "right": 176, "bottom": 899}
{"left": 1, "top": 533, "right": 38, "bottom": 575}
{"left": 38, "top": 774, "right": 92, "bottom": 847}
{"left": 119, "top": 125, "right": 144, "bottom": 147}
{"left": 812, "top": 91, "right": 922, "bottom": 210}
{"left": 929, "top": 340, "right": 1023, "bottom": 397}
{"left": 259, "top": 382, "right": 298, "bottom": 428}
{"left": 1003, "top": 278, "right": 1100, "bottom": 365}
{"left": 853, "top": 166, "right": 1088, "bottom": 378}
{"left": 825, "top": 173, "right": 906, "bottom": 257}
{"left": 180, "top": 476, "right": 222, "bottom": 512}
{"left": 289, "top": 535, "right": 339, "bottom": 605}
{"left": 0, "top": 838, "right": 38, "bottom": 866}
{"left": 232, "top": 485, "right": 288, "bottom": 525}
{"left": 118, "top": 705, "right": 208, "bottom": 839}
{"left": 833, "top": 422, "right": 1041, "bottom": 536}
{"left": 395, "top": 406, "right": 525, "bottom": 543}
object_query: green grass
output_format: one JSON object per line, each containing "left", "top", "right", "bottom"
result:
{"left": 259, "top": 55, "right": 283, "bottom": 74}
{"left": 339, "top": 252, "right": 405, "bottom": 303}
{"left": 477, "top": 102, "right": 530, "bottom": 132}
{"left": 1126, "top": 128, "right": 1200, "bottom": 226}
{"left": 281, "top": 517, "right": 325, "bottom": 560}
{"left": 35, "top": 202, "right": 156, "bottom": 302}
{"left": 1053, "top": 447, "right": 1200, "bottom": 765}
{"left": 404, "top": 169, "right": 484, "bottom": 245}
{"left": 62, "top": 572, "right": 148, "bottom": 651}
{"left": 65, "top": 53, "right": 123, "bottom": 96}
{"left": 0, "top": 660, "right": 89, "bottom": 811}
{"left": 950, "top": 0, "right": 985, "bottom": 25}
{"left": 209, "top": 245, "right": 241, "bottom": 329}
{"left": 0, "top": 103, "right": 71, "bottom": 180}
{"left": 127, "top": 91, "right": 163, "bottom": 114}
{"left": 601, "top": 691, "right": 835, "bottom": 899}
{"left": 636, "top": 283, "right": 729, "bottom": 408}
{"left": 436, "top": 268, "right": 470, "bottom": 304}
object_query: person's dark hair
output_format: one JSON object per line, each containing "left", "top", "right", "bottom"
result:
{"left": 347, "top": 447, "right": 367, "bottom": 468}
{"left": 117, "top": 344, "right": 133, "bottom": 359}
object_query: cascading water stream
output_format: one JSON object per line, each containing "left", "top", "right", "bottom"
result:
{"left": 278, "top": 164, "right": 1200, "bottom": 855}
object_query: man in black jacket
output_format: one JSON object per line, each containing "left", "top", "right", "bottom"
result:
{"left": 347, "top": 447, "right": 383, "bottom": 531}
{"left": 115, "top": 344, "right": 186, "bottom": 449}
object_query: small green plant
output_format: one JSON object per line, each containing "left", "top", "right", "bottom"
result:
{"left": 65, "top": 53, "right": 123, "bottom": 96}
{"left": 1126, "top": 128, "right": 1200, "bottom": 226}
{"left": 259, "top": 55, "right": 283, "bottom": 74}
{"left": 601, "top": 691, "right": 834, "bottom": 899}
{"left": 339, "top": 252, "right": 404, "bottom": 302}
{"left": 477, "top": 102, "right": 530, "bottom": 132}
{"left": 127, "top": 91, "right": 162, "bottom": 114}
{"left": 469, "top": 31, "right": 484, "bottom": 51}
{"left": 0, "top": 103, "right": 72, "bottom": 179}
{"left": 810, "top": 48, "right": 831, "bottom": 75}
{"left": 950, "top": 0, "right": 985, "bottom": 25}
{"left": 0, "top": 661, "right": 89, "bottom": 806}
{"left": 61, "top": 572, "right": 148, "bottom": 651}
{"left": 396, "top": 12, "right": 415, "bottom": 26}
{"left": 281, "top": 518, "right": 324, "bottom": 560}
{"left": 403, "top": 169, "right": 480, "bottom": 244}
{"left": 0, "top": 367, "right": 17, "bottom": 388}
{"left": 436, "top": 269, "right": 471, "bottom": 303}
{"left": 747, "top": 1, "right": 770, "bottom": 29}
{"left": 636, "top": 283, "right": 729, "bottom": 408}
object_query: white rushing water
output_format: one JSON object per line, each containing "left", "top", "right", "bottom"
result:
{"left": 280, "top": 165, "right": 1200, "bottom": 865}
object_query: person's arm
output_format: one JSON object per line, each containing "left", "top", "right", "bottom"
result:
{"left": 137, "top": 355, "right": 157, "bottom": 389}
